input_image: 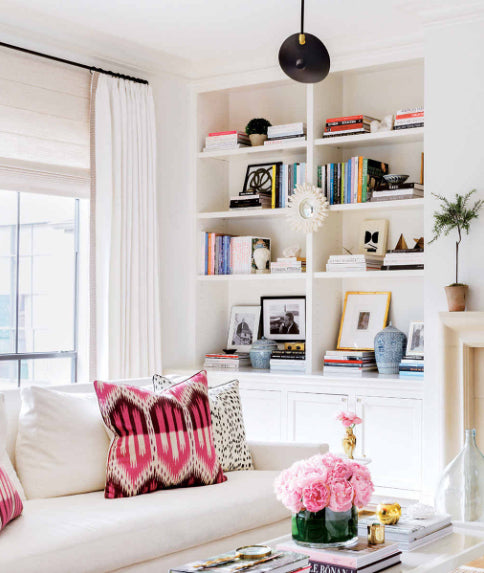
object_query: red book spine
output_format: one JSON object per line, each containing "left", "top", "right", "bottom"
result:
{"left": 395, "top": 112, "right": 424, "bottom": 120}
{"left": 208, "top": 130, "right": 240, "bottom": 136}
{"left": 326, "top": 114, "right": 364, "bottom": 123}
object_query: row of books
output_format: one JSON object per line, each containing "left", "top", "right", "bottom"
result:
{"left": 399, "top": 356, "right": 424, "bottom": 378}
{"left": 264, "top": 122, "right": 307, "bottom": 146}
{"left": 317, "top": 158, "right": 388, "bottom": 205}
{"left": 326, "top": 254, "right": 383, "bottom": 273}
{"left": 270, "top": 350, "right": 306, "bottom": 372}
{"left": 394, "top": 107, "right": 424, "bottom": 130}
{"left": 323, "top": 114, "right": 377, "bottom": 137}
{"left": 271, "top": 257, "right": 306, "bottom": 274}
{"left": 323, "top": 350, "right": 377, "bottom": 375}
{"left": 203, "top": 130, "right": 250, "bottom": 152}
{"left": 203, "top": 353, "right": 250, "bottom": 370}
{"left": 370, "top": 182, "right": 424, "bottom": 202}
{"left": 200, "top": 234, "right": 270, "bottom": 275}
{"left": 382, "top": 249, "right": 424, "bottom": 271}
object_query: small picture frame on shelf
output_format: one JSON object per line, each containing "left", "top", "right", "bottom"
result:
{"left": 227, "top": 306, "right": 261, "bottom": 352}
{"left": 358, "top": 219, "right": 389, "bottom": 257}
{"left": 243, "top": 162, "right": 282, "bottom": 201}
{"left": 406, "top": 321, "right": 424, "bottom": 356}
{"left": 261, "top": 296, "right": 306, "bottom": 341}
{"left": 337, "top": 291, "right": 391, "bottom": 350}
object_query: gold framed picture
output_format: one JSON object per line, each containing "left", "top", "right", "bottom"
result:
{"left": 337, "top": 291, "right": 391, "bottom": 350}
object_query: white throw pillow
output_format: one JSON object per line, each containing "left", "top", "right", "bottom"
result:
{"left": 15, "top": 386, "right": 110, "bottom": 499}
{"left": 0, "top": 394, "right": 26, "bottom": 500}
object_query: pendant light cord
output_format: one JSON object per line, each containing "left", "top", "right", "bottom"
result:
{"left": 299, "top": 0, "right": 306, "bottom": 45}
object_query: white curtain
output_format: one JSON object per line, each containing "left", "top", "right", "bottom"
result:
{"left": 90, "top": 73, "right": 162, "bottom": 380}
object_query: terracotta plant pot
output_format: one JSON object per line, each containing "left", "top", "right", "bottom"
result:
{"left": 249, "top": 133, "right": 267, "bottom": 146}
{"left": 445, "top": 284, "right": 468, "bottom": 312}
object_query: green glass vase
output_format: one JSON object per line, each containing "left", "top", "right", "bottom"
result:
{"left": 292, "top": 506, "right": 358, "bottom": 548}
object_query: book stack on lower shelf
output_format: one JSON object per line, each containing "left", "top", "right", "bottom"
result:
{"left": 271, "top": 257, "right": 307, "bottom": 274}
{"left": 270, "top": 349, "right": 306, "bottom": 372}
{"left": 370, "top": 182, "right": 424, "bottom": 202}
{"left": 264, "top": 122, "right": 306, "bottom": 146}
{"left": 277, "top": 538, "right": 401, "bottom": 573}
{"left": 326, "top": 254, "right": 383, "bottom": 273}
{"left": 203, "top": 130, "right": 250, "bottom": 152}
{"left": 203, "top": 352, "right": 250, "bottom": 370}
{"left": 323, "top": 351, "right": 377, "bottom": 375}
{"left": 399, "top": 356, "right": 424, "bottom": 378}
{"left": 382, "top": 249, "right": 424, "bottom": 271}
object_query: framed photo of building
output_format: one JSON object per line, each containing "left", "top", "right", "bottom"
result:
{"left": 337, "top": 291, "right": 391, "bottom": 350}
{"left": 261, "top": 296, "right": 306, "bottom": 341}
{"left": 406, "top": 321, "right": 424, "bottom": 356}
{"left": 227, "top": 306, "right": 261, "bottom": 352}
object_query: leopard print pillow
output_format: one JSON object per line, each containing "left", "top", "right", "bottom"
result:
{"left": 153, "top": 373, "right": 253, "bottom": 472}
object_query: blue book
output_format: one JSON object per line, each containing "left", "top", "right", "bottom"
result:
{"left": 329, "top": 163, "right": 334, "bottom": 205}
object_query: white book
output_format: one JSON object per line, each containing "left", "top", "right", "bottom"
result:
{"left": 358, "top": 514, "right": 451, "bottom": 543}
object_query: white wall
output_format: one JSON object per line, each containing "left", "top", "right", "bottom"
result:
{"left": 424, "top": 16, "right": 484, "bottom": 496}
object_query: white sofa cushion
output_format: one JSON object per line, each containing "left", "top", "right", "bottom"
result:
{"left": 0, "top": 470, "right": 289, "bottom": 573}
{"left": 15, "top": 386, "right": 110, "bottom": 499}
{"left": 0, "top": 394, "right": 25, "bottom": 501}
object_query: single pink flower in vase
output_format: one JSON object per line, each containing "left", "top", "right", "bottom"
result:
{"left": 336, "top": 411, "right": 362, "bottom": 460}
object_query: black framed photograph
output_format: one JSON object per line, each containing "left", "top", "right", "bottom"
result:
{"left": 261, "top": 296, "right": 306, "bottom": 341}
{"left": 227, "top": 305, "right": 261, "bottom": 352}
{"left": 406, "top": 321, "right": 424, "bottom": 356}
{"left": 243, "top": 162, "right": 283, "bottom": 203}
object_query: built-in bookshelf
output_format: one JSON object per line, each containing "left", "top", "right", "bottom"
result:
{"left": 194, "top": 59, "right": 424, "bottom": 376}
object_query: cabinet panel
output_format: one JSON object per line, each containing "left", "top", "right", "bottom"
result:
{"left": 287, "top": 392, "right": 349, "bottom": 452}
{"left": 239, "top": 389, "right": 283, "bottom": 442}
{"left": 356, "top": 396, "right": 422, "bottom": 491}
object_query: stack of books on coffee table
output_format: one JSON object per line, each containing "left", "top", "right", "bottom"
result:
{"left": 277, "top": 538, "right": 401, "bottom": 573}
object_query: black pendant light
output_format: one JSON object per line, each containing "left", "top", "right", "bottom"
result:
{"left": 279, "top": 0, "right": 330, "bottom": 84}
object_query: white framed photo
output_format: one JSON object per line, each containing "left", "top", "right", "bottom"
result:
{"left": 227, "top": 306, "right": 261, "bottom": 352}
{"left": 261, "top": 296, "right": 306, "bottom": 341}
{"left": 406, "top": 321, "right": 424, "bottom": 356}
{"left": 358, "top": 219, "right": 389, "bottom": 257}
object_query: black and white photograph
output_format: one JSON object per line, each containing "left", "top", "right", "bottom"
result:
{"left": 226, "top": 306, "right": 261, "bottom": 352}
{"left": 261, "top": 296, "right": 306, "bottom": 341}
{"left": 407, "top": 321, "right": 424, "bottom": 356}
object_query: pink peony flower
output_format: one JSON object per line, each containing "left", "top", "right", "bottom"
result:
{"left": 328, "top": 479, "right": 354, "bottom": 512}
{"left": 302, "top": 479, "right": 330, "bottom": 512}
{"left": 336, "top": 411, "right": 362, "bottom": 427}
{"left": 351, "top": 475, "right": 374, "bottom": 508}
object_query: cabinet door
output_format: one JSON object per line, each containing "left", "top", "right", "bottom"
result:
{"left": 287, "top": 392, "right": 349, "bottom": 452}
{"left": 238, "top": 389, "right": 283, "bottom": 442}
{"left": 356, "top": 396, "right": 422, "bottom": 491}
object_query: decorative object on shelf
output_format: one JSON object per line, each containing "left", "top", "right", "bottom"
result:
{"left": 394, "top": 234, "right": 408, "bottom": 251}
{"left": 358, "top": 219, "right": 389, "bottom": 257}
{"left": 227, "top": 306, "right": 261, "bottom": 352}
{"left": 430, "top": 190, "right": 483, "bottom": 312}
{"left": 242, "top": 162, "right": 281, "bottom": 205}
{"left": 337, "top": 292, "right": 391, "bottom": 350}
{"left": 287, "top": 183, "right": 329, "bottom": 233}
{"left": 374, "top": 324, "right": 407, "bottom": 375}
{"left": 285, "top": 341, "right": 305, "bottom": 351}
{"left": 405, "top": 503, "right": 435, "bottom": 520}
{"left": 283, "top": 245, "right": 301, "bottom": 258}
{"left": 369, "top": 115, "right": 394, "bottom": 133}
{"left": 336, "top": 411, "right": 362, "bottom": 459}
{"left": 414, "top": 237, "right": 425, "bottom": 250}
{"left": 245, "top": 118, "right": 271, "bottom": 146}
{"left": 406, "top": 321, "right": 424, "bottom": 357}
{"left": 367, "top": 523, "right": 385, "bottom": 545}
{"left": 376, "top": 503, "right": 402, "bottom": 525}
{"left": 252, "top": 240, "right": 271, "bottom": 273}
{"left": 261, "top": 296, "right": 306, "bottom": 341}
{"left": 435, "top": 428, "right": 484, "bottom": 522}
{"left": 249, "top": 337, "right": 278, "bottom": 370}
{"left": 274, "top": 453, "right": 373, "bottom": 548}
{"left": 278, "top": 0, "right": 330, "bottom": 84}
{"left": 382, "top": 174, "right": 409, "bottom": 187}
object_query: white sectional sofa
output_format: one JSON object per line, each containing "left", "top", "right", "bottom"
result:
{"left": 0, "top": 380, "right": 328, "bottom": 573}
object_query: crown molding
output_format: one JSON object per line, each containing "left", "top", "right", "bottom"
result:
{"left": 398, "top": 1, "right": 484, "bottom": 28}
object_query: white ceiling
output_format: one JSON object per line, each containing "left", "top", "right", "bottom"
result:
{"left": 0, "top": 0, "right": 469, "bottom": 79}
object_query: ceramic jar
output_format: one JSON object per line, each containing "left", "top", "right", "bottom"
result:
{"left": 374, "top": 324, "right": 407, "bottom": 375}
{"left": 249, "top": 337, "right": 278, "bottom": 369}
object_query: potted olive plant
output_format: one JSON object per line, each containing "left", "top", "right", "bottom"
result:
{"left": 245, "top": 118, "right": 271, "bottom": 146}
{"left": 430, "top": 190, "right": 483, "bottom": 311}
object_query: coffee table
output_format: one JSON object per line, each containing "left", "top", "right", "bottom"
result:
{"left": 266, "top": 526, "right": 484, "bottom": 573}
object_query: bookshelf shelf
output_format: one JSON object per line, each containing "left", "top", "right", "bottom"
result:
{"left": 197, "top": 273, "right": 306, "bottom": 282}
{"left": 197, "top": 208, "right": 289, "bottom": 220}
{"left": 197, "top": 141, "right": 307, "bottom": 160}
{"left": 329, "top": 198, "right": 424, "bottom": 211}
{"left": 314, "top": 127, "right": 424, "bottom": 149}
{"left": 314, "top": 269, "right": 424, "bottom": 280}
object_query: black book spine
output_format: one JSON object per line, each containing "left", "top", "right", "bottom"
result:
{"left": 381, "top": 264, "right": 424, "bottom": 270}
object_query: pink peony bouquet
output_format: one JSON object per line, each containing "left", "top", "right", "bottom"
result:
{"left": 336, "top": 411, "right": 362, "bottom": 428}
{"left": 274, "top": 453, "right": 373, "bottom": 514}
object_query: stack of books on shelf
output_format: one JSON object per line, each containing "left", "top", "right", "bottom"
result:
{"left": 382, "top": 249, "right": 424, "bottom": 271}
{"left": 358, "top": 513, "right": 451, "bottom": 550}
{"left": 371, "top": 182, "right": 424, "bottom": 202}
{"left": 203, "top": 352, "right": 250, "bottom": 370}
{"left": 326, "top": 254, "right": 383, "bottom": 273}
{"left": 270, "top": 349, "right": 306, "bottom": 372}
{"left": 271, "top": 256, "right": 306, "bottom": 274}
{"left": 203, "top": 130, "right": 250, "bottom": 152}
{"left": 393, "top": 107, "right": 424, "bottom": 130}
{"left": 277, "top": 537, "right": 401, "bottom": 573}
{"left": 200, "top": 234, "right": 270, "bottom": 275}
{"left": 317, "top": 158, "right": 388, "bottom": 204}
{"left": 399, "top": 355, "right": 424, "bottom": 378}
{"left": 323, "top": 350, "right": 377, "bottom": 375}
{"left": 323, "top": 114, "right": 379, "bottom": 138}
{"left": 264, "top": 122, "right": 306, "bottom": 145}
{"left": 229, "top": 193, "right": 262, "bottom": 210}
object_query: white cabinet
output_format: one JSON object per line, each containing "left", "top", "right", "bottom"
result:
{"left": 287, "top": 391, "right": 349, "bottom": 453}
{"left": 356, "top": 396, "right": 422, "bottom": 492}
{"left": 239, "top": 388, "right": 283, "bottom": 442}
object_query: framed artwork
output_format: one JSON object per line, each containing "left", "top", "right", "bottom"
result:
{"left": 227, "top": 306, "right": 261, "bottom": 352}
{"left": 261, "top": 296, "right": 306, "bottom": 341}
{"left": 243, "top": 162, "right": 282, "bottom": 203}
{"left": 337, "top": 291, "right": 391, "bottom": 350}
{"left": 406, "top": 321, "right": 424, "bottom": 356}
{"left": 358, "top": 219, "right": 389, "bottom": 257}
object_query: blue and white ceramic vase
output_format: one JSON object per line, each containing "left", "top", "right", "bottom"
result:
{"left": 249, "top": 337, "right": 278, "bottom": 369}
{"left": 374, "top": 324, "right": 407, "bottom": 375}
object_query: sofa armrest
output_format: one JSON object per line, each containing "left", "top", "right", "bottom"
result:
{"left": 248, "top": 441, "right": 329, "bottom": 471}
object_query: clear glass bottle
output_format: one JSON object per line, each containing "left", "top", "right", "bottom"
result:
{"left": 435, "top": 429, "right": 484, "bottom": 522}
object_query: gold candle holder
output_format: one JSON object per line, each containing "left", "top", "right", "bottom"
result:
{"left": 367, "top": 523, "right": 385, "bottom": 545}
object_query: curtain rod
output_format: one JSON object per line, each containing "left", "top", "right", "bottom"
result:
{"left": 0, "top": 41, "right": 149, "bottom": 85}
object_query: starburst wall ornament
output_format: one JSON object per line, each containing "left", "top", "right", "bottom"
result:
{"left": 287, "top": 183, "right": 329, "bottom": 233}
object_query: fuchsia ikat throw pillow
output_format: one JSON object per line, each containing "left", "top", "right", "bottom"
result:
{"left": 0, "top": 465, "right": 23, "bottom": 531}
{"left": 94, "top": 371, "right": 226, "bottom": 498}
